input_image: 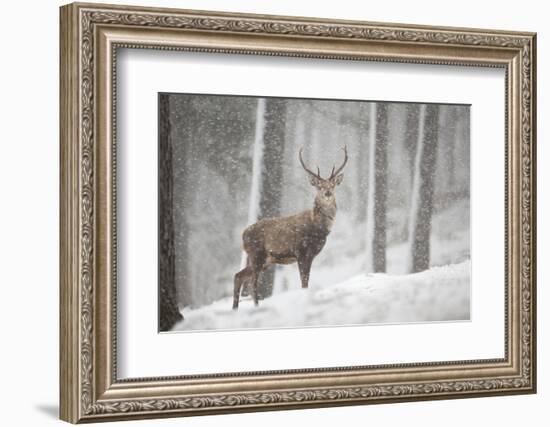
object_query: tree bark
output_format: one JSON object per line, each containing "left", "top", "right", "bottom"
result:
{"left": 239, "top": 98, "right": 266, "bottom": 298}
{"left": 257, "top": 98, "right": 287, "bottom": 298}
{"left": 394, "top": 103, "right": 422, "bottom": 242}
{"left": 407, "top": 104, "right": 440, "bottom": 273}
{"left": 240, "top": 98, "right": 266, "bottom": 271}
{"left": 436, "top": 106, "right": 459, "bottom": 209}
{"left": 405, "top": 104, "right": 421, "bottom": 183}
{"left": 365, "top": 103, "right": 388, "bottom": 273}
{"left": 171, "top": 97, "right": 196, "bottom": 308}
{"left": 158, "top": 94, "right": 183, "bottom": 331}
{"left": 355, "top": 104, "right": 370, "bottom": 222}
{"left": 446, "top": 107, "right": 458, "bottom": 189}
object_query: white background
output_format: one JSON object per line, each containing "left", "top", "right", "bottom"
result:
{"left": 118, "top": 50, "right": 504, "bottom": 377}
{"left": 0, "top": 0, "right": 545, "bottom": 426}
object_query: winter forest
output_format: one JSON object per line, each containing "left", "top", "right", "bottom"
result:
{"left": 158, "top": 93, "right": 470, "bottom": 332}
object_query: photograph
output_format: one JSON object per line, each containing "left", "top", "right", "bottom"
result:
{"left": 158, "top": 93, "right": 471, "bottom": 332}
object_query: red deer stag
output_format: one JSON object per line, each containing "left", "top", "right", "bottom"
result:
{"left": 233, "top": 146, "right": 348, "bottom": 309}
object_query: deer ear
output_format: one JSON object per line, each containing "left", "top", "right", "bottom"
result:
{"left": 334, "top": 173, "right": 344, "bottom": 186}
{"left": 308, "top": 174, "right": 322, "bottom": 187}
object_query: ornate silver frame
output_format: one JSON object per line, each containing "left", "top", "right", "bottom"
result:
{"left": 60, "top": 2, "right": 537, "bottom": 423}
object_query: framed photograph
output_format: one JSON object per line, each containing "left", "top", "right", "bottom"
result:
{"left": 60, "top": 2, "right": 537, "bottom": 423}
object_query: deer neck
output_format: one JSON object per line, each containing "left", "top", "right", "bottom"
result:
{"left": 312, "top": 197, "right": 337, "bottom": 233}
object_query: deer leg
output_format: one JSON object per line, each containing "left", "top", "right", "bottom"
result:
{"left": 233, "top": 267, "right": 252, "bottom": 310}
{"left": 297, "top": 256, "right": 313, "bottom": 289}
{"left": 251, "top": 271, "right": 260, "bottom": 306}
{"left": 250, "top": 255, "right": 266, "bottom": 307}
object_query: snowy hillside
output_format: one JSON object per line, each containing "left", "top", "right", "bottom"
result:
{"left": 172, "top": 260, "right": 470, "bottom": 332}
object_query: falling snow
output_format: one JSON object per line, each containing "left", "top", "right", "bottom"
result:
{"left": 160, "top": 94, "right": 470, "bottom": 331}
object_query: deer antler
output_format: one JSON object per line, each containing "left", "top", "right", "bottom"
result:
{"left": 329, "top": 146, "right": 348, "bottom": 180}
{"left": 299, "top": 147, "right": 322, "bottom": 180}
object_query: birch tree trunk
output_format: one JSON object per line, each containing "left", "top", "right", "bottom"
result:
{"left": 158, "top": 94, "right": 183, "bottom": 331}
{"left": 365, "top": 102, "right": 388, "bottom": 273}
{"left": 407, "top": 104, "right": 440, "bottom": 273}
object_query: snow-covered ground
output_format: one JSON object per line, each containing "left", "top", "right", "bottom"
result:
{"left": 172, "top": 260, "right": 470, "bottom": 332}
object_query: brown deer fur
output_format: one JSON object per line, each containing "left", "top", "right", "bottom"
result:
{"left": 233, "top": 147, "right": 348, "bottom": 309}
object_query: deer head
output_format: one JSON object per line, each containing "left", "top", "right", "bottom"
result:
{"left": 299, "top": 146, "right": 348, "bottom": 211}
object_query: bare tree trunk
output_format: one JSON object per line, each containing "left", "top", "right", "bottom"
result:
{"left": 405, "top": 104, "right": 421, "bottom": 183}
{"left": 239, "top": 98, "right": 266, "bottom": 298}
{"left": 355, "top": 104, "right": 369, "bottom": 222}
{"left": 446, "top": 107, "right": 458, "bottom": 189}
{"left": 434, "top": 106, "right": 459, "bottom": 210}
{"left": 395, "top": 103, "right": 422, "bottom": 241}
{"left": 158, "top": 94, "right": 183, "bottom": 331}
{"left": 407, "top": 104, "right": 440, "bottom": 273}
{"left": 455, "top": 107, "right": 471, "bottom": 198}
{"left": 241, "top": 98, "right": 266, "bottom": 270}
{"left": 365, "top": 103, "right": 388, "bottom": 273}
{"left": 257, "top": 98, "right": 287, "bottom": 298}
{"left": 171, "top": 97, "right": 196, "bottom": 308}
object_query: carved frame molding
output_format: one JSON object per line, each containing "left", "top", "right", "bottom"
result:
{"left": 60, "top": 2, "right": 536, "bottom": 423}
